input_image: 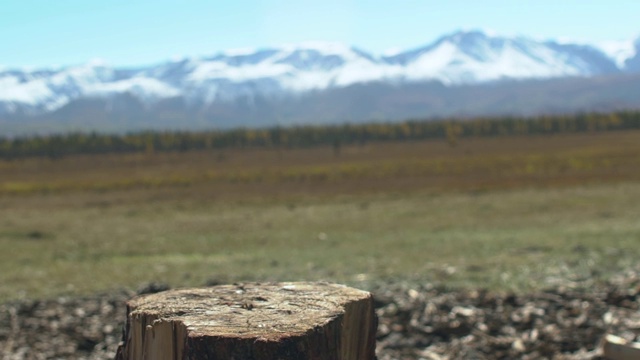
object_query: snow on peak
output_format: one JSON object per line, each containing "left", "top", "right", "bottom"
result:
{"left": 597, "top": 39, "right": 637, "bottom": 68}
{"left": 445, "top": 29, "right": 491, "bottom": 41}
{"left": 382, "top": 29, "right": 619, "bottom": 85}
{"left": 177, "top": 41, "right": 383, "bottom": 97}
{"left": 86, "top": 77, "right": 180, "bottom": 103}
{"left": 0, "top": 58, "right": 179, "bottom": 112}
{"left": 382, "top": 47, "right": 404, "bottom": 57}
{"left": 0, "top": 32, "right": 632, "bottom": 115}
{"left": 277, "top": 41, "right": 357, "bottom": 55}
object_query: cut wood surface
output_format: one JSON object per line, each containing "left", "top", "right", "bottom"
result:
{"left": 115, "top": 282, "right": 376, "bottom": 360}
{"left": 602, "top": 334, "right": 640, "bottom": 360}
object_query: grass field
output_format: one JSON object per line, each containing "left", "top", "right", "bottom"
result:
{"left": 1, "top": 130, "right": 639, "bottom": 302}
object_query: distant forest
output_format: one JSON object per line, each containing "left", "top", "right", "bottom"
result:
{"left": 1, "top": 111, "right": 639, "bottom": 159}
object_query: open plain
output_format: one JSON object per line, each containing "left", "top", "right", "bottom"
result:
{"left": 1, "top": 130, "right": 639, "bottom": 301}
{"left": 2, "top": 129, "right": 640, "bottom": 359}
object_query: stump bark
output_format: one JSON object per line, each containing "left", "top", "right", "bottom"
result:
{"left": 115, "top": 282, "right": 377, "bottom": 360}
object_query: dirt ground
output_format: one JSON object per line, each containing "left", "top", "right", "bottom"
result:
{"left": 1, "top": 271, "right": 640, "bottom": 360}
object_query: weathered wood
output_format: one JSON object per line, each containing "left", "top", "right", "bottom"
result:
{"left": 602, "top": 334, "right": 640, "bottom": 360}
{"left": 115, "top": 282, "right": 377, "bottom": 360}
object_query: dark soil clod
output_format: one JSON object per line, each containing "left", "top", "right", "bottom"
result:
{"left": 2, "top": 274, "right": 640, "bottom": 359}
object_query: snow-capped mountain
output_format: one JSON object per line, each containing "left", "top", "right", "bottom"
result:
{"left": 142, "top": 42, "right": 390, "bottom": 104}
{"left": 623, "top": 38, "right": 640, "bottom": 72}
{"left": 0, "top": 60, "right": 179, "bottom": 114}
{"left": 383, "top": 31, "right": 619, "bottom": 84}
{"left": 0, "top": 30, "right": 638, "bottom": 118}
{"left": 597, "top": 39, "right": 637, "bottom": 68}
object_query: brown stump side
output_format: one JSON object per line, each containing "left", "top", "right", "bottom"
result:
{"left": 115, "top": 282, "right": 376, "bottom": 360}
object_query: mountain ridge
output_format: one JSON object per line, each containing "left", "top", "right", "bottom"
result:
{"left": 2, "top": 29, "right": 640, "bottom": 135}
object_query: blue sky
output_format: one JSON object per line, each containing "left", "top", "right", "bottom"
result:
{"left": 2, "top": 0, "right": 639, "bottom": 68}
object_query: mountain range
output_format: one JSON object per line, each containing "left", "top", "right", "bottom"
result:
{"left": 2, "top": 30, "right": 640, "bottom": 135}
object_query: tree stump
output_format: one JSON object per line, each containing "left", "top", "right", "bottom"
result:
{"left": 115, "top": 282, "right": 377, "bottom": 360}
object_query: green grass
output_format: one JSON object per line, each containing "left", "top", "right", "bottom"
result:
{"left": 1, "top": 181, "right": 639, "bottom": 302}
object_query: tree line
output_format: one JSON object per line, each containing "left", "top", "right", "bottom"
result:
{"left": 1, "top": 110, "right": 639, "bottom": 159}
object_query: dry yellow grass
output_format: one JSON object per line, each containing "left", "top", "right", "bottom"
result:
{"left": 0, "top": 130, "right": 639, "bottom": 301}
